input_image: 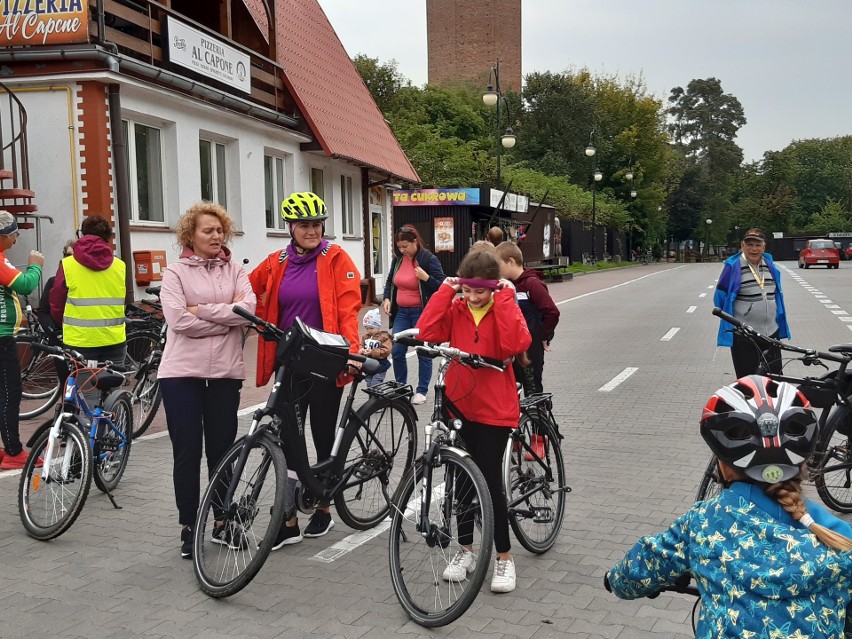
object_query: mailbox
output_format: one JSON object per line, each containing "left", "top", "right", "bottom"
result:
{"left": 133, "top": 250, "right": 167, "bottom": 286}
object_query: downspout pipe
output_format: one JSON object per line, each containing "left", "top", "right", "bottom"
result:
{"left": 107, "top": 83, "right": 134, "bottom": 303}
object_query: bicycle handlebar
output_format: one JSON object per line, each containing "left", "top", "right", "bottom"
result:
{"left": 712, "top": 307, "right": 848, "bottom": 365}
{"left": 604, "top": 572, "right": 699, "bottom": 599}
{"left": 392, "top": 329, "right": 507, "bottom": 371}
{"left": 231, "top": 306, "right": 372, "bottom": 367}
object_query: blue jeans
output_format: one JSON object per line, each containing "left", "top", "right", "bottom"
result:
{"left": 366, "top": 358, "right": 391, "bottom": 387}
{"left": 392, "top": 306, "right": 432, "bottom": 395}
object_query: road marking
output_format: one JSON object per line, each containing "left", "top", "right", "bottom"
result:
{"left": 660, "top": 328, "right": 680, "bottom": 341}
{"left": 827, "top": 305, "right": 841, "bottom": 309}
{"left": 686, "top": 306, "right": 697, "bottom": 314}
{"left": 707, "top": 285, "right": 713, "bottom": 289}
{"left": 841, "top": 317, "right": 852, "bottom": 322}
{"left": 237, "top": 402, "right": 266, "bottom": 417}
{"left": 832, "top": 310, "right": 848, "bottom": 315}
{"left": 556, "top": 266, "right": 685, "bottom": 305}
{"left": 699, "top": 293, "right": 707, "bottom": 298}
{"left": 598, "top": 367, "right": 638, "bottom": 392}
{"left": 312, "top": 483, "right": 445, "bottom": 562}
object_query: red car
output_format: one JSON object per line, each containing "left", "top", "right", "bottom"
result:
{"left": 798, "top": 239, "right": 840, "bottom": 269}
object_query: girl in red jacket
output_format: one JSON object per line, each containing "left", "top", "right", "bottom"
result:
{"left": 416, "top": 250, "right": 531, "bottom": 594}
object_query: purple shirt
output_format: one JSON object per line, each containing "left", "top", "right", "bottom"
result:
{"left": 276, "top": 241, "right": 326, "bottom": 331}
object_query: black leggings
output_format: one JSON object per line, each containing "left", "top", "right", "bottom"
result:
{"left": 0, "top": 336, "right": 22, "bottom": 456}
{"left": 457, "top": 421, "right": 512, "bottom": 554}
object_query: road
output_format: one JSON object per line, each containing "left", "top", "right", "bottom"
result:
{"left": 2, "top": 260, "right": 850, "bottom": 638}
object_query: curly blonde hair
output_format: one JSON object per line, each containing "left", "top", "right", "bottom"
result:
{"left": 174, "top": 201, "right": 235, "bottom": 249}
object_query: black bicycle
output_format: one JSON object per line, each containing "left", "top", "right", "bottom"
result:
{"left": 124, "top": 285, "right": 165, "bottom": 438}
{"left": 193, "top": 308, "right": 417, "bottom": 598}
{"left": 387, "top": 330, "right": 568, "bottom": 627}
{"left": 697, "top": 308, "right": 852, "bottom": 512}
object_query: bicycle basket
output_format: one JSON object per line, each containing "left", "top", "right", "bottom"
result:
{"left": 277, "top": 317, "right": 350, "bottom": 382}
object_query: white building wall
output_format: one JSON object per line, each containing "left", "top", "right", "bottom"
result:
{"left": 5, "top": 75, "right": 387, "bottom": 304}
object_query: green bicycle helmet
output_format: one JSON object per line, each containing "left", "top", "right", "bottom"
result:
{"left": 280, "top": 192, "right": 328, "bottom": 222}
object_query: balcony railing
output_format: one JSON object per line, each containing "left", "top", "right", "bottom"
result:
{"left": 92, "top": 0, "right": 297, "bottom": 118}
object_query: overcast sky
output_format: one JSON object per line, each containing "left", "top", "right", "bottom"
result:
{"left": 317, "top": 0, "right": 852, "bottom": 163}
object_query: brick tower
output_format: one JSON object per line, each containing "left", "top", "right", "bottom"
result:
{"left": 426, "top": 0, "right": 522, "bottom": 92}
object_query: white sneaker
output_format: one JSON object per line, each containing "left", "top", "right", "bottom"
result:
{"left": 490, "top": 557, "right": 516, "bottom": 593}
{"left": 442, "top": 549, "right": 476, "bottom": 582}
{"left": 411, "top": 393, "right": 427, "bottom": 405}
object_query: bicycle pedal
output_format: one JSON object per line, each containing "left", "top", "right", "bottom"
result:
{"left": 532, "top": 507, "right": 553, "bottom": 523}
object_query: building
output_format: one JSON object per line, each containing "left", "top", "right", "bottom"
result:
{"left": 426, "top": 0, "right": 522, "bottom": 91}
{"left": 0, "top": 0, "right": 419, "bottom": 302}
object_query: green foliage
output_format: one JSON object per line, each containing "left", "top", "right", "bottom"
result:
{"left": 803, "top": 198, "right": 852, "bottom": 235}
{"left": 351, "top": 54, "right": 409, "bottom": 113}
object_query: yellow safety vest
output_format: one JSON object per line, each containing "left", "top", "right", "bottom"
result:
{"left": 62, "top": 255, "right": 126, "bottom": 348}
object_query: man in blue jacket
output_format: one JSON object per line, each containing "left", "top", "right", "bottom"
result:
{"left": 713, "top": 228, "right": 789, "bottom": 377}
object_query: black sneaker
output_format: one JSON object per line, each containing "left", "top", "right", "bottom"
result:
{"left": 272, "top": 522, "right": 302, "bottom": 550}
{"left": 180, "top": 526, "right": 193, "bottom": 559}
{"left": 303, "top": 511, "right": 335, "bottom": 538}
{"left": 212, "top": 523, "right": 249, "bottom": 550}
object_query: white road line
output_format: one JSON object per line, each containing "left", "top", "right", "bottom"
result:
{"left": 686, "top": 306, "right": 697, "bottom": 314}
{"left": 827, "top": 305, "right": 841, "bottom": 309}
{"left": 599, "top": 367, "right": 638, "bottom": 392}
{"left": 699, "top": 293, "right": 707, "bottom": 298}
{"left": 556, "top": 266, "right": 685, "bottom": 305}
{"left": 707, "top": 285, "right": 713, "bottom": 289}
{"left": 660, "top": 328, "right": 680, "bottom": 341}
{"left": 237, "top": 402, "right": 266, "bottom": 417}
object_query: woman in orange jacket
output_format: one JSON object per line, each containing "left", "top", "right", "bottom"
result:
{"left": 249, "top": 192, "right": 361, "bottom": 548}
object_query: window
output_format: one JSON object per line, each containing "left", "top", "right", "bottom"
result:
{"left": 264, "top": 155, "right": 287, "bottom": 230}
{"left": 340, "top": 175, "right": 356, "bottom": 236}
{"left": 199, "top": 138, "right": 227, "bottom": 206}
{"left": 123, "top": 120, "right": 165, "bottom": 223}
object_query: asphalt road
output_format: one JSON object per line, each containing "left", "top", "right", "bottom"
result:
{"left": 2, "top": 260, "right": 850, "bottom": 638}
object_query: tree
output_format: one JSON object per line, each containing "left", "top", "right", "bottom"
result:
{"left": 667, "top": 78, "right": 747, "bottom": 245}
{"left": 351, "top": 55, "right": 409, "bottom": 113}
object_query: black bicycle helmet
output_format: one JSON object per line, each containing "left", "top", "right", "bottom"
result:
{"left": 280, "top": 192, "right": 328, "bottom": 222}
{"left": 700, "top": 375, "right": 817, "bottom": 484}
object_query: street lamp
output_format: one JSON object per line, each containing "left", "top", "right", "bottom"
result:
{"left": 585, "top": 130, "right": 603, "bottom": 260}
{"left": 483, "top": 61, "right": 516, "bottom": 189}
{"left": 705, "top": 218, "right": 713, "bottom": 259}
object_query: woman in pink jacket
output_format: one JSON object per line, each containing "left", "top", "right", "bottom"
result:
{"left": 158, "top": 202, "right": 256, "bottom": 559}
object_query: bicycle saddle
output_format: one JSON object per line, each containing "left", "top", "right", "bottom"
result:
{"left": 89, "top": 369, "right": 126, "bottom": 390}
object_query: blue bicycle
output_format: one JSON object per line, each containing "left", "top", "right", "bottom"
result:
{"left": 18, "top": 343, "right": 134, "bottom": 540}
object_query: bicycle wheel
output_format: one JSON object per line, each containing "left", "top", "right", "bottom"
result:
{"left": 194, "top": 432, "right": 288, "bottom": 598}
{"left": 17, "top": 336, "right": 62, "bottom": 419}
{"left": 388, "top": 448, "right": 494, "bottom": 628}
{"left": 123, "top": 331, "right": 162, "bottom": 438}
{"left": 503, "top": 413, "right": 566, "bottom": 554}
{"left": 128, "top": 358, "right": 161, "bottom": 439}
{"left": 814, "top": 406, "right": 852, "bottom": 513}
{"left": 334, "top": 397, "right": 417, "bottom": 530}
{"left": 18, "top": 419, "right": 92, "bottom": 540}
{"left": 93, "top": 392, "right": 133, "bottom": 493}
{"left": 696, "top": 455, "right": 723, "bottom": 502}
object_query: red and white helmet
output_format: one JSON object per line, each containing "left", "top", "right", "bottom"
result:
{"left": 700, "top": 375, "right": 817, "bottom": 484}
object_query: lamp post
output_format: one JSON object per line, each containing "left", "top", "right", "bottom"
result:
{"left": 483, "top": 61, "right": 516, "bottom": 189}
{"left": 705, "top": 218, "right": 713, "bottom": 259}
{"left": 585, "top": 131, "right": 602, "bottom": 260}
{"left": 627, "top": 187, "right": 637, "bottom": 259}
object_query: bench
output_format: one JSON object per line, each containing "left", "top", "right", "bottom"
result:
{"left": 529, "top": 264, "right": 573, "bottom": 283}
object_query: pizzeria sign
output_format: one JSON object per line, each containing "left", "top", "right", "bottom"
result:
{"left": 0, "top": 0, "right": 89, "bottom": 46}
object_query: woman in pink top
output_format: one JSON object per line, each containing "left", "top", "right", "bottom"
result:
{"left": 381, "top": 225, "right": 445, "bottom": 404}
{"left": 158, "top": 202, "right": 256, "bottom": 559}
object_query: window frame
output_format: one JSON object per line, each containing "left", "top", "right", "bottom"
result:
{"left": 122, "top": 118, "right": 166, "bottom": 225}
{"left": 199, "top": 137, "right": 228, "bottom": 207}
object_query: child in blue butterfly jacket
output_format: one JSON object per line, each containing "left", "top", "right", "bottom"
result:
{"left": 606, "top": 375, "right": 852, "bottom": 639}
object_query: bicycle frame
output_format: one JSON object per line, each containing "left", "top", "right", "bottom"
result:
{"left": 40, "top": 367, "right": 127, "bottom": 482}
{"left": 222, "top": 357, "right": 401, "bottom": 514}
